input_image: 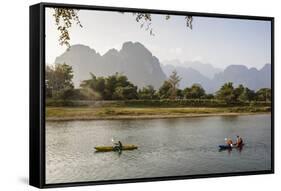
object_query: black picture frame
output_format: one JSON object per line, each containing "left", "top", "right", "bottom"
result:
{"left": 30, "top": 2, "right": 275, "bottom": 188}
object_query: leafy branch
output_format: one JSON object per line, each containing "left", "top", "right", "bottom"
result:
{"left": 52, "top": 9, "right": 193, "bottom": 48}
{"left": 133, "top": 13, "right": 193, "bottom": 36}
{"left": 53, "top": 8, "right": 83, "bottom": 48}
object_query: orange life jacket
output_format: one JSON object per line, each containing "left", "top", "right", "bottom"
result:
{"left": 226, "top": 140, "right": 233, "bottom": 145}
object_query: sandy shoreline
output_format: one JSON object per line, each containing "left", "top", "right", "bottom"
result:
{"left": 46, "top": 112, "right": 270, "bottom": 122}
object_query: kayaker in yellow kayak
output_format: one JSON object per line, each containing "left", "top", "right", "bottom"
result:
{"left": 113, "top": 140, "right": 123, "bottom": 152}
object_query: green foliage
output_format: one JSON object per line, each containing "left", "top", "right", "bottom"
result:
{"left": 46, "top": 63, "right": 74, "bottom": 99}
{"left": 168, "top": 70, "right": 181, "bottom": 99}
{"left": 158, "top": 81, "right": 173, "bottom": 99}
{"left": 234, "top": 84, "right": 245, "bottom": 100}
{"left": 104, "top": 74, "right": 118, "bottom": 100}
{"left": 256, "top": 88, "right": 271, "bottom": 101}
{"left": 46, "top": 66, "right": 271, "bottom": 106}
{"left": 46, "top": 99, "right": 88, "bottom": 107}
{"left": 158, "top": 70, "right": 182, "bottom": 99}
{"left": 184, "top": 84, "right": 205, "bottom": 99}
{"left": 138, "top": 85, "right": 158, "bottom": 99}
{"left": 239, "top": 87, "right": 256, "bottom": 102}
{"left": 176, "top": 89, "right": 184, "bottom": 99}
{"left": 120, "top": 99, "right": 264, "bottom": 108}
{"left": 80, "top": 73, "right": 105, "bottom": 100}
{"left": 113, "top": 86, "right": 138, "bottom": 100}
{"left": 81, "top": 73, "right": 138, "bottom": 100}
{"left": 56, "top": 88, "right": 84, "bottom": 100}
{"left": 201, "top": 94, "right": 215, "bottom": 99}
{"left": 215, "top": 82, "right": 236, "bottom": 104}
{"left": 80, "top": 87, "right": 102, "bottom": 100}
{"left": 46, "top": 98, "right": 271, "bottom": 108}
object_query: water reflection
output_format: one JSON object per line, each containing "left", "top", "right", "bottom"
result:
{"left": 46, "top": 114, "right": 271, "bottom": 184}
{"left": 218, "top": 145, "right": 244, "bottom": 154}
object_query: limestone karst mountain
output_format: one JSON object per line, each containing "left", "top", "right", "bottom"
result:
{"left": 55, "top": 42, "right": 167, "bottom": 89}
{"left": 55, "top": 42, "right": 271, "bottom": 92}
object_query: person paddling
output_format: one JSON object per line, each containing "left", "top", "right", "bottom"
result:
{"left": 113, "top": 140, "right": 123, "bottom": 152}
{"left": 235, "top": 135, "right": 243, "bottom": 147}
{"left": 118, "top": 141, "right": 123, "bottom": 150}
{"left": 225, "top": 138, "right": 233, "bottom": 147}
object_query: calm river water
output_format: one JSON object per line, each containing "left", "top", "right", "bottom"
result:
{"left": 46, "top": 114, "right": 271, "bottom": 184}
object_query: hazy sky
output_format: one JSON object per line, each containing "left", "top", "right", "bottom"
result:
{"left": 46, "top": 8, "right": 271, "bottom": 69}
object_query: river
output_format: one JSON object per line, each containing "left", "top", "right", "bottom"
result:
{"left": 46, "top": 114, "right": 271, "bottom": 184}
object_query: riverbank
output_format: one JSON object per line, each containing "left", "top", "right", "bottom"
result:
{"left": 46, "top": 106, "right": 271, "bottom": 121}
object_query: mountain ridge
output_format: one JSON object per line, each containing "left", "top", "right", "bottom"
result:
{"left": 55, "top": 41, "right": 167, "bottom": 89}
{"left": 54, "top": 42, "right": 271, "bottom": 93}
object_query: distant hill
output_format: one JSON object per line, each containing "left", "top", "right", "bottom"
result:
{"left": 212, "top": 64, "right": 271, "bottom": 91}
{"left": 161, "top": 64, "right": 213, "bottom": 92}
{"left": 55, "top": 42, "right": 167, "bottom": 89}
{"left": 162, "top": 63, "right": 271, "bottom": 93}
{"left": 162, "top": 59, "right": 222, "bottom": 79}
{"left": 55, "top": 42, "right": 271, "bottom": 93}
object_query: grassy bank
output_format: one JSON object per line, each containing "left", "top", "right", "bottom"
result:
{"left": 46, "top": 106, "right": 271, "bottom": 121}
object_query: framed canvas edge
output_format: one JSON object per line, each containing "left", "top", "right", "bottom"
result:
{"left": 29, "top": 2, "right": 275, "bottom": 189}
{"left": 30, "top": 3, "right": 45, "bottom": 188}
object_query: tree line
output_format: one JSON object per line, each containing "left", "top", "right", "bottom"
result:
{"left": 46, "top": 63, "right": 271, "bottom": 103}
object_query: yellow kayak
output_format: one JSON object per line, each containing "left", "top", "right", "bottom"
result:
{"left": 94, "top": 144, "right": 138, "bottom": 152}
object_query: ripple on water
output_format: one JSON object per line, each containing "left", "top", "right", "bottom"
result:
{"left": 46, "top": 114, "right": 271, "bottom": 184}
